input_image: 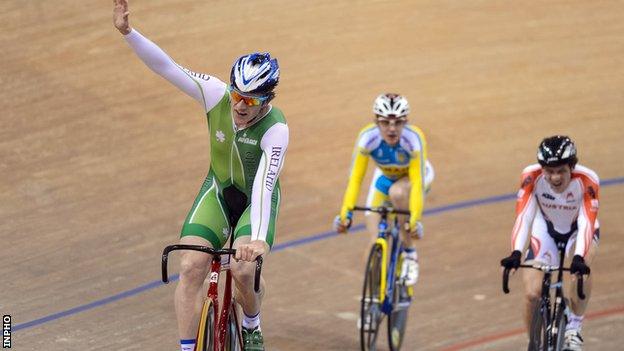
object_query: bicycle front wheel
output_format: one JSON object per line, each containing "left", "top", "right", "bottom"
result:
{"left": 196, "top": 299, "right": 215, "bottom": 351}
{"left": 360, "top": 244, "right": 384, "bottom": 351}
{"left": 528, "top": 301, "right": 548, "bottom": 351}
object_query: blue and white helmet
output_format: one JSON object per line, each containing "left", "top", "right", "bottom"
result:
{"left": 373, "top": 93, "right": 410, "bottom": 118}
{"left": 230, "top": 53, "right": 279, "bottom": 98}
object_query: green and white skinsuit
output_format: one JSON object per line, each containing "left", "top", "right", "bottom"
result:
{"left": 125, "top": 29, "right": 288, "bottom": 249}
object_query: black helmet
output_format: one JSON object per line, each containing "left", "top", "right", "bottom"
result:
{"left": 537, "top": 135, "right": 578, "bottom": 168}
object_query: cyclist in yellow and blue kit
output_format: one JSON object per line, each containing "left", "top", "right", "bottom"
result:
{"left": 334, "top": 93, "right": 434, "bottom": 287}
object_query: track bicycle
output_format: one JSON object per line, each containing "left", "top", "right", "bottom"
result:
{"left": 354, "top": 205, "right": 414, "bottom": 351}
{"left": 502, "top": 237, "right": 586, "bottom": 351}
{"left": 162, "top": 244, "right": 262, "bottom": 351}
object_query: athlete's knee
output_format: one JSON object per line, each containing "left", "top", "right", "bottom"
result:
{"left": 179, "top": 254, "right": 210, "bottom": 284}
{"left": 523, "top": 280, "right": 542, "bottom": 303}
{"left": 525, "top": 289, "right": 541, "bottom": 301}
{"left": 388, "top": 184, "right": 409, "bottom": 204}
{"left": 230, "top": 259, "right": 256, "bottom": 283}
{"left": 568, "top": 274, "right": 591, "bottom": 299}
{"left": 524, "top": 290, "right": 541, "bottom": 311}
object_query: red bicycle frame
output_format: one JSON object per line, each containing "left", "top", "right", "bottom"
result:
{"left": 162, "top": 245, "right": 262, "bottom": 351}
{"left": 207, "top": 256, "right": 242, "bottom": 350}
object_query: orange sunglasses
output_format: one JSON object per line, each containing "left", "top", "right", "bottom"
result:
{"left": 229, "top": 86, "right": 270, "bottom": 106}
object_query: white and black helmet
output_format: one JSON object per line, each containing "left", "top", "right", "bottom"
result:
{"left": 537, "top": 135, "right": 578, "bottom": 168}
{"left": 230, "top": 53, "right": 279, "bottom": 99}
{"left": 373, "top": 93, "right": 410, "bottom": 118}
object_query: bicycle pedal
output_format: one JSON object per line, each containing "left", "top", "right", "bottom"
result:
{"left": 361, "top": 297, "right": 381, "bottom": 304}
{"left": 358, "top": 314, "right": 381, "bottom": 332}
{"left": 395, "top": 301, "right": 411, "bottom": 310}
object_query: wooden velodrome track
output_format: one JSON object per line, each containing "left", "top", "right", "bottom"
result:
{"left": 3, "top": 1, "right": 624, "bottom": 350}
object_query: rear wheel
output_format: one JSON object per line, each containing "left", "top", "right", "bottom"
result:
{"left": 196, "top": 299, "right": 215, "bottom": 351}
{"left": 360, "top": 244, "right": 384, "bottom": 351}
{"left": 553, "top": 301, "right": 568, "bottom": 351}
{"left": 528, "top": 300, "right": 548, "bottom": 351}
{"left": 225, "top": 304, "right": 241, "bottom": 351}
{"left": 387, "top": 280, "right": 409, "bottom": 351}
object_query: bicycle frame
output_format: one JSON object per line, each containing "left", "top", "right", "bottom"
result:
{"left": 162, "top": 244, "right": 262, "bottom": 351}
{"left": 380, "top": 216, "right": 403, "bottom": 315}
{"left": 355, "top": 205, "right": 414, "bottom": 351}
{"left": 535, "top": 241, "right": 567, "bottom": 348}
{"left": 354, "top": 206, "right": 410, "bottom": 315}
{"left": 502, "top": 240, "right": 585, "bottom": 350}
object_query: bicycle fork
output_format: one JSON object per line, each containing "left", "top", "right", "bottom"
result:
{"left": 375, "top": 238, "right": 388, "bottom": 304}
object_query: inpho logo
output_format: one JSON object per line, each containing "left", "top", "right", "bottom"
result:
{"left": 3, "top": 315, "right": 10, "bottom": 348}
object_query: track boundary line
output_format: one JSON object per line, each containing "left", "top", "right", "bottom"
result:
{"left": 440, "top": 305, "right": 624, "bottom": 350}
{"left": 14, "top": 176, "right": 624, "bottom": 332}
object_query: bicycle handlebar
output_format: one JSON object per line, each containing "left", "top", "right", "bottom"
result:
{"left": 161, "top": 244, "right": 263, "bottom": 293}
{"left": 352, "top": 206, "right": 410, "bottom": 216}
{"left": 502, "top": 265, "right": 586, "bottom": 299}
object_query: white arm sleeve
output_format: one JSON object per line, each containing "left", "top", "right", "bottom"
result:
{"left": 250, "top": 123, "right": 289, "bottom": 242}
{"left": 124, "top": 29, "right": 227, "bottom": 112}
{"left": 575, "top": 211, "right": 590, "bottom": 257}
{"left": 512, "top": 194, "right": 538, "bottom": 252}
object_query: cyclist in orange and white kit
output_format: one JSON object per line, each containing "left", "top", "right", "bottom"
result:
{"left": 501, "top": 136, "right": 599, "bottom": 351}
{"left": 334, "top": 93, "right": 434, "bottom": 288}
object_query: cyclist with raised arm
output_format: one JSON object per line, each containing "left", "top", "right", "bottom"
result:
{"left": 500, "top": 136, "right": 599, "bottom": 351}
{"left": 334, "top": 93, "right": 434, "bottom": 288}
{"left": 114, "top": 1, "right": 288, "bottom": 350}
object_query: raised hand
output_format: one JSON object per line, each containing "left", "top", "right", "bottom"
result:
{"left": 113, "top": 0, "right": 131, "bottom": 35}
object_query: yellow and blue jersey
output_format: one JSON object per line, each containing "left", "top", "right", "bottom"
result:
{"left": 340, "top": 123, "right": 428, "bottom": 229}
